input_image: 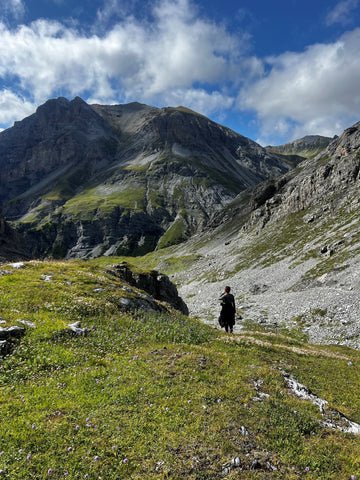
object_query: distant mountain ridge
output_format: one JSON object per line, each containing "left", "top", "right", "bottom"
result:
{"left": 266, "top": 134, "right": 333, "bottom": 157}
{"left": 0, "top": 96, "right": 290, "bottom": 259}
{"left": 249, "top": 124, "right": 360, "bottom": 228}
{"left": 265, "top": 135, "right": 334, "bottom": 167}
{"left": 207, "top": 123, "right": 359, "bottom": 234}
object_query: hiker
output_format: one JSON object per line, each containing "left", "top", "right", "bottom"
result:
{"left": 218, "top": 286, "right": 236, "bottom": 333}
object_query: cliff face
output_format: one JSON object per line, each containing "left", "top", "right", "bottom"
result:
{"left": 246, "top": 121, "right": 360, "bottom": 229}
{"left": 0, "top": 97, "right": 112, "bottom": 208}
{"left": 0, "top": 211, "right": 30, "bottom": 263}
{"left": 106, "top": 262, "right": 189, "bottom": 315}
{"left": 0, "top": 97, "right": 290, "bottom": 258}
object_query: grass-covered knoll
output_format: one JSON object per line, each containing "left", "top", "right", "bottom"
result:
{"left": 1, "top": 260, "right": 360, "bottom": 479}
{"left": 157, "top": 211, "right": 189, "bottom": 250}
{"left": 91, "top": 249, "right": 202, "bottom": 276}
{"left": 63, "top": 185, "right": 147, "bottom": 218}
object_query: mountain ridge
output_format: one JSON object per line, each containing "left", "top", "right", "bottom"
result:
{"left": 266, "top": 134, "right": 334, "bottom": 159}
{"left": 0, "top": 96, "right": 291, "bottom": 259}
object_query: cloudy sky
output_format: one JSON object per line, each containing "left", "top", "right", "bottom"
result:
{"left": 0, "top": 0, "right": 360, "bottom": 145}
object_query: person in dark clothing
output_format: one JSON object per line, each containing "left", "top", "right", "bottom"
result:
{"left": 218, "top": 286, "right": 236, "bottom": 333}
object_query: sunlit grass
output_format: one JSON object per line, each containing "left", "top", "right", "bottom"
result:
{"left": 0, "top": 259, "right": 360, "bottom": 479}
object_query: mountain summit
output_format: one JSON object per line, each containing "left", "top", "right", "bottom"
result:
{"left": 0, "top": 97, "right": 290, "bottom": 258}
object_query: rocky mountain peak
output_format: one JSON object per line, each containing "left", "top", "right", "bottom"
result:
{"left": 325, "top": 121, "right": 360, "bottom": 159}
{"left": 0, "top": 96, "right": 292, "bottom": 259}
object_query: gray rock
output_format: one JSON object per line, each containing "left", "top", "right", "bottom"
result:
{"left": 67, "top": 322, "right": 88, "bottom": 336}
{"left": 120, "top": 298, "right": 131, "bottom": 306}
{"left": 16, "top": 320, "right": 37, "bottom": 328}
{"left": 303, "top": 214, "right": 315, "bottom": 223}
{"left": 281, "top": 369, "right": 360, "bottom": 434}
{"left": 240, "top": 426, "right": 249, "bottom": 437}
{"left": 10, "top": 262, "right": 26, "bottom": 269}
{"left": 41, "top": 274, "right": 52, "bottom": 281}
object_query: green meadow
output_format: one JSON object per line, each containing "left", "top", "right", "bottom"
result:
{"left": 0, "top": 260, "right": 360, "bottom": 479}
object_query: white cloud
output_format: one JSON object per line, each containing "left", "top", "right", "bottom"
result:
{"left": 0, "top": 89, "right": 36, "bottom": 126}
{"left": 325, "top": 0, "right": 359, "bottom": 26}
{"left": 0, "top": 0, "right": 25, "bottom": 19}
{"left": 161, "top": 88, "right": 234, "bottom": 117}
{"left": 239, "top": 28, "right": 360, "bottom": 144}
{"left": 95, "top": 0, "right": 130, "bottom": 28}
{"left": 0, "top": 0, "right": 254, "bottom": 126}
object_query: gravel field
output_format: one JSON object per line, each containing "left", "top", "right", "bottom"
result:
{"left": 173, "top": 234, "right": 360, "bottom": 349}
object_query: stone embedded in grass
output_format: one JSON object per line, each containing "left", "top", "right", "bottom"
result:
{"left": 41, "top": 274, "right": 52, "bottom": 282}
{"left": 10, "top": 262, "right": 26, "bottom": 269}
{"left": 240, "top": 426, "right": 249, "bottom": 437}
{"left": 67, "top": 322, "right": 88, "bottom": 336}
{"left": 120, "top": 298, "right": 131, "bottom": 306}
{"left": 16, "top": 319, "right": 37, "bottom": 328}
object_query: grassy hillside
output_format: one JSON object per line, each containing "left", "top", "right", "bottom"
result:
{"left": 0, "top": 260, "right": 360, "bottom": 479}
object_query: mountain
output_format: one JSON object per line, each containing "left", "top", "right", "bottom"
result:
{"left": 156, "top": 120, "right": 360, "bottom": 349}
{"left": 0, "top": 97, "right": 290, "bottom": 258}
{"left": 265, "top": 135, "right": 333, "bottom": 167}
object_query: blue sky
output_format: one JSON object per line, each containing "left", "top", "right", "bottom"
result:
{"left": 0, "top": 0, "right": 360, "bottom": 145}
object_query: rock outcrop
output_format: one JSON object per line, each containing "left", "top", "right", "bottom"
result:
{"left": 107, "top": 262, "right": 189, "bottom": 315}
{"left": 246, "top": 121, "right": 360, "bottom": 229}
{"left": 207, "top": 121, "right": 359, "bottom": 234}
